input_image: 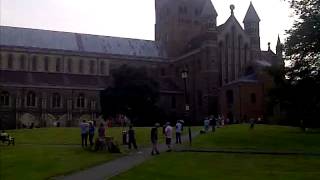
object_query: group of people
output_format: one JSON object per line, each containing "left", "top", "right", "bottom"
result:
{"left": 79, "top": 119, "right": 187, "bottom": 155}
{"left": 79, "top": 120, "right": 106, "bottom": 148}
{"left": 151, "top": 120, "right": 184, "bottom": 155}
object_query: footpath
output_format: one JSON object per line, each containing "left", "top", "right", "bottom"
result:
{"left": 54, "top": 132, "right": 199, "bottom": 180}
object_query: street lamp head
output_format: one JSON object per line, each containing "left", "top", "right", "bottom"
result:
{"left": 181, "top": 68, "right": 188, "bottom": 79}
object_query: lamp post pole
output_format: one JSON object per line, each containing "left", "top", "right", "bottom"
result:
{"left": 181, "top": 69, "right": 192, "bottom": 145}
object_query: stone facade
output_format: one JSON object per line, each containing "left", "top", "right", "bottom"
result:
{"left": 0, "top": 0, "right": 283, "bottom": 129}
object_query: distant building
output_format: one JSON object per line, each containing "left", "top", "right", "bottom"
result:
{"left": 0, "top": 0, "right": 283, "bottom": 129}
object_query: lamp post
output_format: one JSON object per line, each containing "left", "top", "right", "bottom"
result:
{"left": 181, "top": 68, "right": 192, "bottom": 145}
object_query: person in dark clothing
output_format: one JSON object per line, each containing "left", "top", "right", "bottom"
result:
{"left": 128, "top": 125, "right": 138, "bottom": 150}
{"left": 212, "top": 116, "right": 217, "bottom": 132}
{"left": 250, "top": 118, "right": 256, "bottom": 129}
{"left": 88, "top": 122, "right": 95, "bottom": 146}
{"left": 151, "top": 123, "right": 160, "bottom": 155}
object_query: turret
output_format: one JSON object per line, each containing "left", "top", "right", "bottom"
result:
{"left": 201, "top": 0, "right": 218, "bottom": 30}
{"left": 243, "top": 2, "right": 261, "bottom": 50}
{"left": 276, "top": 35, "right": 283, "bottom": 58}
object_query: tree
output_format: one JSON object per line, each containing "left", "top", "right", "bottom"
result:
{"left": 271, "top": 0, "right": 320, "bottom": 127}
{"left": 100, "top": 65, "right": 163, "bottom": 126}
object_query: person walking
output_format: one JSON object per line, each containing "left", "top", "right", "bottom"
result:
{"left": 80, "top": 120, "right": 89, "bottom": 147}
{"left": 165, "top": 122, "right": 173, "bottom": 152}
{"left": 175, "top": 120, "right": 183, "bottom": 144}
{"left": 128, "top": 125, "right": 138, "bottom": 150}
{"left": 88, "top": 122, "right": 95, "bottom": 147}
{"left": 151, "top": 123, "right": 160, "bottom": 155}
{"left": 212, "top": 116, "right": 217, "bottom": 132}
{"left": 250, "top": 118, "right": 256, "bottom": 129}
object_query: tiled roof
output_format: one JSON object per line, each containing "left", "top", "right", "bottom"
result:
{"left": 0, "top": 70, "right": 110, "bottom": 89}
{"left": 0, "top": 26, "right": 167, "bottom": 59}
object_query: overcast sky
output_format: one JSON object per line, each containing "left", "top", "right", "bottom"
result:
{"left": 0, "top": 0, "right": 294, "bottom": 52}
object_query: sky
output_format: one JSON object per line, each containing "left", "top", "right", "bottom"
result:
{"left": 0, "top": 0, "right": 295, "bottom": 52}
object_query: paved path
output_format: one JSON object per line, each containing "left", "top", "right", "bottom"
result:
{"left": 54, "top": 131, "right": 199, "bottom": 180}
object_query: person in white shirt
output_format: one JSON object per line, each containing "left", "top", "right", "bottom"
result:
{"left": 175, "top": 120, "right": 183, "bottom": 144}
{"left": 165, "top": 122, "right": 173, "bottom": 151}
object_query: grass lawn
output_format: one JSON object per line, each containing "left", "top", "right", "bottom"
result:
{"left": 111, "top": 124, "right": 320, "bottom": 180}
{"left": 0, "top": 126, "right": 199, "bottom": 180}
{"left": 112, "top": 152, "right": 320, "bottom": 180}
{"left": 192, "top": 124, "right": 320, "bottom": 152}
{"left": 0, "top": 127, "right": 148, "bottom": 180}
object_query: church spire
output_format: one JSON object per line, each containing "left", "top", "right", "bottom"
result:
{"left": 276, "top": 35, "right": 283, "bottom": 58}
{"left": 243, "top": 2, "right": 260, "bottom": 23}
{"left": 243, "top": 2, "right": 261, "bottom": 50}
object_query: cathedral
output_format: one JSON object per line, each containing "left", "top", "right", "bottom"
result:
{"left": 0, "top": 0, "right": 283, "bottom": 129}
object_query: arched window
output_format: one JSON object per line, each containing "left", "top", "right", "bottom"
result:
{"left": 52, "top": 93, "right": 61, "bottom": 108}
{"left": 7, "top": 54, "right": 13, "bottom": 69}
{"left": 251, "top": 93, "right": 257, "bottom": 104}
{"left": 56, "top": 58, "right": 61, "bottom": 72}
{"left": 77, "top": 94, "right": 85, "bottom": 108}
{"left": 100, "top": 61, "right": 105, "bottom": 75}
{"left": 0, "top": 91, "right": 10, "bottom": 106}
{"left": 0, "top": 53, "right": 2, "bottom": 68}
{"left": 20, "top": 55, "right": 26, "bottom": 70}
{"left": 44, "top": 56, "right": 49, "bottom": 71}
{"left": 171, "top": 96, "right": 176, "bottom": 109}
{"left": 32, "top": 56, "right": 37, "bottom": 71}
{"left": 225, "top": 34, "right": 229, "bottom": 83}
{"left": 68, "top": 58, "right": 72, "bottom": 73}
{"left": 226, "top": 90, "right": 234, "bottom": 105}
{"left": 79, "top": 59, "right": 83, "bottom": 73}
{"left": 90, "top": 60, "right": 95, "bottom": 74}
{"left": 27, "top": 91, "right": 36, "bottom": 107}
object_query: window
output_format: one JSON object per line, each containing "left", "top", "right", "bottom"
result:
{"left": 197, "top": 59, "right": 202, "bottom": 71}
{"left": 198, "top": 90, "right": 203, "bottom": 107}
{"left": 77, "top": 94, "right": 85, "bottom": 108}
{"left": 32, "top": 56, "right": 37, "bottom": 71}
{"left": 68, "top": 59, "right": 72, "bottom": 73}
{"left": 226, "top": 90, "right": 234, "bottom": 105}
{"left": 171, "top": 96, "right": 176, "bottom": 109}
{"left": 79, "top": 59, "right": 83, "bottom": 73}
{"left": 251, "top": 93, "right": 257, "bottom": 104}
{"left": 52, "top": 93, "right": 61, "bottom": 108}
{"left": 0, "top": 91, "right": 10, "bottom": 106}
{"left": 27, "top": 91, "right": 36, "bottom": 107}
{"left": 56, "top": 58, "right": 61, "bottom": 72}
{"left": 90, "top": 60, "right": 95, "bottom": 74}
{"left": 160, "top": 68, "right": 166, "bottom": 76}
{"left": 100, "top": 61, "right": 105, "bottom": 75}
{"left": 0, "top": 53, "right": 2, "bottom": 68}
{"left": 8, "top": 54, "right": 13, "bottom": 69}
{"left": 20, "top": 55, "right": 26, "bottom": 70}
{"left": 44, "top": 56, "right": 49, "bottom": 71}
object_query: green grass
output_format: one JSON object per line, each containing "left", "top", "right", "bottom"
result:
{"left": 192, "top": 124, "right": 320, "bottom": 152}
{"left": 111, "top": 124, "right": 320, "bottom": 180}
{"left": 0, "top": 126, "right": 199, "bottom": 180}
{"left": 0, "top": 127, "right": 151, "bottom": 180}
{"left": 112, "top": 152, "right": 320, "bottom": 180}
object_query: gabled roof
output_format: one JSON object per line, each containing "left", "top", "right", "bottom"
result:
{"left": 243, "top": 2, "right": 260, "bottom": 23}
{"left": 0, "top": 26, "right": 167, "bottom": 59}
{"left": 201, "top": 0, "right": 218, "bottom": 17}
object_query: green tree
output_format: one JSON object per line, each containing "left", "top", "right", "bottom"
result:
{"left": 274, "top": 0, "right": 320, "bottom": 127}
{"left": 100, "top": 65, "right": 164, "bottom": 126}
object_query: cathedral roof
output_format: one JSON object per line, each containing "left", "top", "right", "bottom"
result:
{"left": 200, "top": 0, "right": 218, "bottom": 17}
{"left": 0, "top": 26, "right": 167, "bottom": 59}
{"left": 243, "top": 2, "right": 260, "bottom": 23}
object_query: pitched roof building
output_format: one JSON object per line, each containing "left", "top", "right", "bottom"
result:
{"left": 0, "top": 1, "right": 283, "bottom": 129}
